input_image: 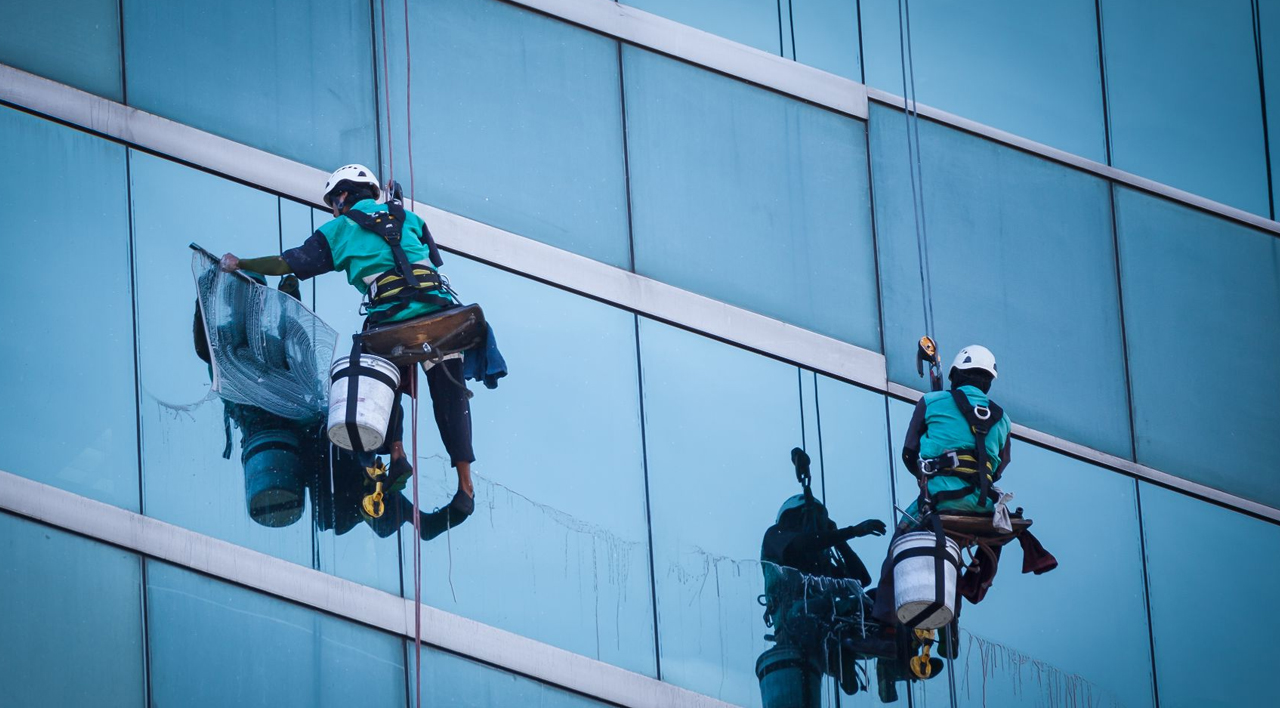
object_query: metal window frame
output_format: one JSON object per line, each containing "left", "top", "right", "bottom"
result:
{"left": 0, "top": 471, "right": 734, "bottom": 708}
{"left": 1, "top": 60, "right": 1277, "bottom": 528}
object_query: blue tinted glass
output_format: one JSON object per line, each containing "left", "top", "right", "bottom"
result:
{"left": 625, "top": 47, "right": 881, "bottom": 349}
{"left": 1101, "top": 0, "right": 1269, "bottom": 214}
{"left": 860, "top": 0, "right": 1106, "bottom": 161}
{"left": 639, "top": 319, "right": 804, "bottom": 705}
{"left": 789, "top": 0, "right": 862, "bottom": 80}
{"left": 412, "top": 647, "right": 613, "bottom": 707}
{"left": 885, "top": 399, "right": 1154, "bottom": 708}
{"left": 1115, "top": 187, "right": 1280, "bottom": 507}
{"left": 380, "top": 0, "right": 630, "bottom": 267}
{"left": 123, "top": 0, "right": 376, "bottom": 169}
{"left": 0, "top": 513, "right": 145, "bottom": 707}
{"left": 0, "top": 107, "right": 138, "bottom": 509}
{"left": 146, "top": 561, "right": 407, "bottom": 708}
{"left": 130, "top": 151, "right": 312, "bottom": 564}
{"left": 625, "top": 0, "right": 782, "bottom": 55}
{"left": 1141, "top": 483, "right": 1280, "bottom": 705}
{"left": 0, "top": 0, "right": 121, "bottom": 100}
{"left": 1261, "top": 0, "right": 1280, "bottom": 217}
{"left": 869, "top": 104, "right": 1131, "bottom": 458}
{"left": 400, "top": 258, "right": 656, "bottom": 675}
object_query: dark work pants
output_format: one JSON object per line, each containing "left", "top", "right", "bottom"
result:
{"left": 384, "top": 358, "right": 475, "bottom": 465}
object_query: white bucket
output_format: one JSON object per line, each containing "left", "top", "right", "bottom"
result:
{"left": 327, "top": 354, "right": 401, "bottom": 451}
{"left": 891, "top": 531, "right": 961, "bottom": 630}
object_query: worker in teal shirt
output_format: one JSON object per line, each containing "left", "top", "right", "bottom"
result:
{"left": 899, "top": 344, "right": 1010, "bottom": 525}
{"left": 221, "top": 164, "right": 474, "bottom": 517}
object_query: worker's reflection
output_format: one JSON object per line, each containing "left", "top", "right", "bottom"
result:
{"left": 193, "top": 276, "right": 466, "bottom": 541}
{"left": 757, "top": 449, "right": 937, "bottom": 706}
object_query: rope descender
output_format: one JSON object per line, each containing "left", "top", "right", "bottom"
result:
{"left": 917, "top": 335, "right": 943, "bottom": 392}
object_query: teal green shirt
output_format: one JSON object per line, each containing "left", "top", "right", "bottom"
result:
{"left": 283, "top": 199, "right": 455, "bottom": 324}
{"left": 918, "top": 385, "right": 1011, "bottom": 471}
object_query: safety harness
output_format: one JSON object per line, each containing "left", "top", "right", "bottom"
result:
{"left": 918, "top": 389, "right": 1005, "bottom": 507}
{"left": 343, "top": 195, "right": 454, "bottom": 327}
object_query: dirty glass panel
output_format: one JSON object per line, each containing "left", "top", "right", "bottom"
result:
{"left": 640, "top": 319, "right": 806, "bottom": 706}
{"left": 625, "top": 0, "right": 782, "bottom": 55}
{"left": 130, "top": 151, "right": 313, "bottom": 565}
{"left": 0, "top": 0, "right": 121, "bottom": 100}
{"left": 410, "top": 647, "right": 615, "bottom": 707}
{"left": 146, "top": 560, "right": 406, "bottom": 708}
{"left": 0, "top": 107, "right": 138, "bottom": 509}
{"left": 884, "top": 399, "right": 1154, "bottom": 708}
{"left": 1141, "top": 483, "right": 1280, "bottom": 706}
{"left": 0, "top": 513, "right": 145, "bottom": 707}
{"left": 398, "top": 258, "right": 655, "bottom": 676}
{"left": 860, "top": 0, "right": 1106, "bottom": 161}
{"left": 789, "top": 0, "right": 862, "bottom": 80}
{"left": 870, "top": 103, "right": 1131, "bottom": 459}
{"left": 1115, "top": 187, "right": 1280, "bottom": 508}
{"left": 625, "top": 47, "right": 880, "bottom": 350}
{"left": 123, "top": 0, "right": 376, "bottom": 169}
{"left": 380, "top": 0, "right": 630, "bottom": 267}
{"left": 1101, "top": 0, "right": 1269, "bottom": 214}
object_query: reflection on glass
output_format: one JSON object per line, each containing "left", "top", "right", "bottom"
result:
{"left": 412, "top": 646, "right": 613, "bottom": 707}
{"left": 146, "top": 560, "right": 407, "bottom": 708}
{"left": 0, "top": 513, "right": 145, "bottom": 707}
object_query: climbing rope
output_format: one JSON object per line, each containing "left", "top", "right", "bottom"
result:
{"left": 410, "top": 370, "right": 423, "bottom": 708}
{"left": 377, "top": 0, "right": 395, "bottom": 183}
{"left": 896, "top": 0, "right": 937, "bottom": 341}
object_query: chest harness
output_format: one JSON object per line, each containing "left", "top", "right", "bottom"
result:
{"left": 917, "top": 389, "right": 1005, "bottom": 506}
{"left": 343, "top": 196, "right": 455, "bottom": 327}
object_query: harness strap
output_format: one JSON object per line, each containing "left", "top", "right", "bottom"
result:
{"left": 344, "top": 200, "right": 422, "bottom": 289}
{"left": 949, "top": 389, "right": 1005, "bottom": 504}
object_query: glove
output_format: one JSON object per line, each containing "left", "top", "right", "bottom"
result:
{"left": 849, "top": 519, "right": 887, "bottom": 537}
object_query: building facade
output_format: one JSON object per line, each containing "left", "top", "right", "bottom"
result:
{"left": 2, "top": 1, "right": 1279, "bottom": 707}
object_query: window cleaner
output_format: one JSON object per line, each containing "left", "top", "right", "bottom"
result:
{"left": 221, "top": 164, "right": 507, "bottom": 521}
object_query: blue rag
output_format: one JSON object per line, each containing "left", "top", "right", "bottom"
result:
{"left": 462, "top": 323, "right": 507, "bottom": 389}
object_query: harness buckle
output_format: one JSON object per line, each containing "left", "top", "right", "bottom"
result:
{"left": 973, "top": 405, "right": 991, "bottom": 421}
{"left": 919, "top": 458, "right": 938, "bottom": 475}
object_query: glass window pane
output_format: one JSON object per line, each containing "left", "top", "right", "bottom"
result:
{"left": 1101, "top": 0, "right": 1269, "bottom": 214}
{"left": 870, "top": 104, "right": 1132, "bottom": 458}
{"left": 0, "top": 0, "right": 121, "bottom": 100}
{"left": 0, "top": 107, "right": 139, "bottom": 509}
{"left": 1115, "top": 187, "right": 1280, "bottom": 507}
{"left": 789, "top": 0, "right": 862, "bottom": 80}
{"left": 640, "top": 319, "right": 805, "bottom": 706}
{"left": 146, "top": 560, "right": 407, "bottom": 708}
{"left": 412, "top": 647, "right": 616, "bottom": 707}
{"left": 130, "top": 151, "right": 313, "bottom": 565}
{"left": 0, "top": 513, "right": 145, "bottom": 707}
{"left": 123, "top": 0, "right": 376, "bottom": 169}
{"left": 624, "top": 0, "right": 782, "bottom": 56}
{"left": 625, "top": 47, "right": 881, "bottom": 349}
{"left": 383, "top": 0, "right": 631, "bottom": 267}
{"left": 1261, "top": 0, "right": 1280, "bottom": 217}
{"left": 400, "top": 259, "right": 656, "bottom": 676}
{"left": 1141, "top": 483, "right": 1280, "bottom": 705}
{"left": 860, "top": 0, "right": 1107, "bottom": 161}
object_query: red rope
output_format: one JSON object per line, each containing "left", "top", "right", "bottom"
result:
{"left": 402, "top": 0, "right": 417, "bottom": 204}
{"left": 378, "top": 0, "right": 394, "bottom": 182}
{"left": 410, "top": 369, "right": 422, "bottom": 708}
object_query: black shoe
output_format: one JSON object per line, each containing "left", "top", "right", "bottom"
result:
{"left": 449, "top": 489, "right": 475, "bottom": 517}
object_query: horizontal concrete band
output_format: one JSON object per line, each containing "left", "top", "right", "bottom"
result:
{"left": 0, "top": 470, "right": 736, "bottom": 708}
{"left": 0, "top": 62, "right": 1276, "bottom": 526}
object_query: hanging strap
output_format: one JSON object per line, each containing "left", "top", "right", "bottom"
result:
{"left": 329, "top": 335, "right": 397, "bottom": 452}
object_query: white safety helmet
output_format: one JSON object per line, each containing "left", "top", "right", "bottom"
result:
{"left": 950, "top": 344, "right": 998, "bottom": 379}
{"left": 323, "top": 164, "right": 381, "bottom": 206}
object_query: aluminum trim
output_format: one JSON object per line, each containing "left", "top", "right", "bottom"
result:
{"left": 2, "top": 64, "right": 1277, "bottom": 523}
{"left": 884, "top": 382, "right": 1280, "bottom": 523}
{"left": 0, "top": 470, "right": 736, "bottom": 708}
{"left": 503, "top": 0, "right": 868, "bottom": 118}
